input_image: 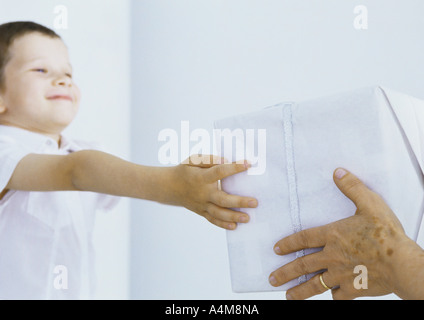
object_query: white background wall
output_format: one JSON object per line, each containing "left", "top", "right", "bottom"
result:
{"left": 2, "top": 0, "right": 424, "bottom": 300}
{"left": 130, "top": 0, "right": 424, "bottom": 300}
{"left": 0, "top": 0, "right": 131, "bottom": 299}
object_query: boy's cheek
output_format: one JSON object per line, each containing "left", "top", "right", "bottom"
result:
{"left": 73, "top": 84, "right": 81, "bottom": 102}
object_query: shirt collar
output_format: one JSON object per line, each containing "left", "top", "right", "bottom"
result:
{"left": 0, "top": 125, "right": 83, "bottom": 153}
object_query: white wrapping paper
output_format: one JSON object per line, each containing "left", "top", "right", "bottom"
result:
{"left": 214, "top": 86, "right": 424, "bottom": 293}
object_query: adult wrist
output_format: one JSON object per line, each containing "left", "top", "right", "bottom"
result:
{"left": 389, "top": 236, "right": 424, "bottom": 299}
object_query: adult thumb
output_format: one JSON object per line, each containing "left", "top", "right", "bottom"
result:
{"left": 333, "top": 168, "right": 375, "bottom": 210}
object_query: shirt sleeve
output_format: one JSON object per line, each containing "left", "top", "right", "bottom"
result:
{"left": 0, "top": 139, "right": 32, "bottom": 193}
{"left": 95, "top": 193, "right": 121, "bottom": 212}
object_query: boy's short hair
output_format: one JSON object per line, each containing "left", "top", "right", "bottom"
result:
{"left": 0, "top": 21, "right": 61, "bottom": 90}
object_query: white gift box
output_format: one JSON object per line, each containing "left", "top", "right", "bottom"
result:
{"left": 214, "top": 86, "right": 424, "bottom": 293}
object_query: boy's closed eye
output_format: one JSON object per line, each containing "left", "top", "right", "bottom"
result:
{"left": 31, "top": 68, "right": 72, "bottom": 78}
{"left": 32, "top": 68, "right": 47, "bottom": 73}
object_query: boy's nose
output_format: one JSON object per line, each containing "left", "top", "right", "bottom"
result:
{"left": 53, "top": 75, "right": 72, "bottom": 87}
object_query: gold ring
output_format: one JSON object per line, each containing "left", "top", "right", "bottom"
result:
{"left": 319, "top": 273, "right": 332, "bottom": 291}
{"left": 217, "top": 180, "right": 222, "bottom": 191}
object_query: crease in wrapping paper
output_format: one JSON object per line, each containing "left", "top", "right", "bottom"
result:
{"left": 380, "top": 87, "right": 424, "bottom": 239}
{"left": 282, "top": 103, "right": 306, "bottom": 285}
{"left": 381, "top": 87, "right": 424, "bottom": 176}
{"left": 214, "top": 86, "right": 424, "bottom": 293}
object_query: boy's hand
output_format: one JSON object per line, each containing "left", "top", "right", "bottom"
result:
{"left": 169, "top": 154, "right": 258, "bottom": 230}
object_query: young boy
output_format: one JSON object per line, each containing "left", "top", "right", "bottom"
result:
{"left": 0, "top": 21, "right": 257, "bottom": 299}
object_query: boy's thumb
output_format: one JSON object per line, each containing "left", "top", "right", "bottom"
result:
{"left": 333, "top": 168, "right": 374, "bottom": 209}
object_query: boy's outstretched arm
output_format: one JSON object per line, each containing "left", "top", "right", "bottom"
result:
{"left": 5, "top": 150, "right": 257, "bottom": 230}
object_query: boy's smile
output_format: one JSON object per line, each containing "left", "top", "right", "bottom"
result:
{"left": 0, "top": 32, "right": 81, "bottom": 144}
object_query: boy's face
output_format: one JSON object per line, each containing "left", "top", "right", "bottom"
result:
{"left": 0, "top": 32, "right": 80, "bottom": 141}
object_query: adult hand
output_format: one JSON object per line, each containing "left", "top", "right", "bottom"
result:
{"left": 269, "top": 168, "right": 410, "bottom": 300}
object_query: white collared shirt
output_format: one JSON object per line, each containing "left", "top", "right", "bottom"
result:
{"left": 0, "top": 125, "right": 119, "bottom": 300}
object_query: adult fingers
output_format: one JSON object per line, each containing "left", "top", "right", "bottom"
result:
{"left": 285, "top": 272, "right": 338, "bottom": 300}
{"left": 331, "top": 286, "right": 357, "bottom": 300}
{"left": 269, "top": 252, "right": 327, "bottom": 288}
{"left": 333, "top": 168, "right": 379, "bottom": 211}
{"left": 274, "top": 226, "right": 329, "bottom": 256}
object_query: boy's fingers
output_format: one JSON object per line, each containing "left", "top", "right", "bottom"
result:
{"left": 204, "top": 161, "right": 250, "bottom": 182}
{"left": 210, "top": 190, "right": 258, "bottom": 209}
{"left": 205, "top": 203, "right": 250, "bottom": 225}
{"left": 182, "top": 155, "right": 228, "bottom": 168}
{"left": 204, "top": 215, "right": 237, "bottom": 230}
